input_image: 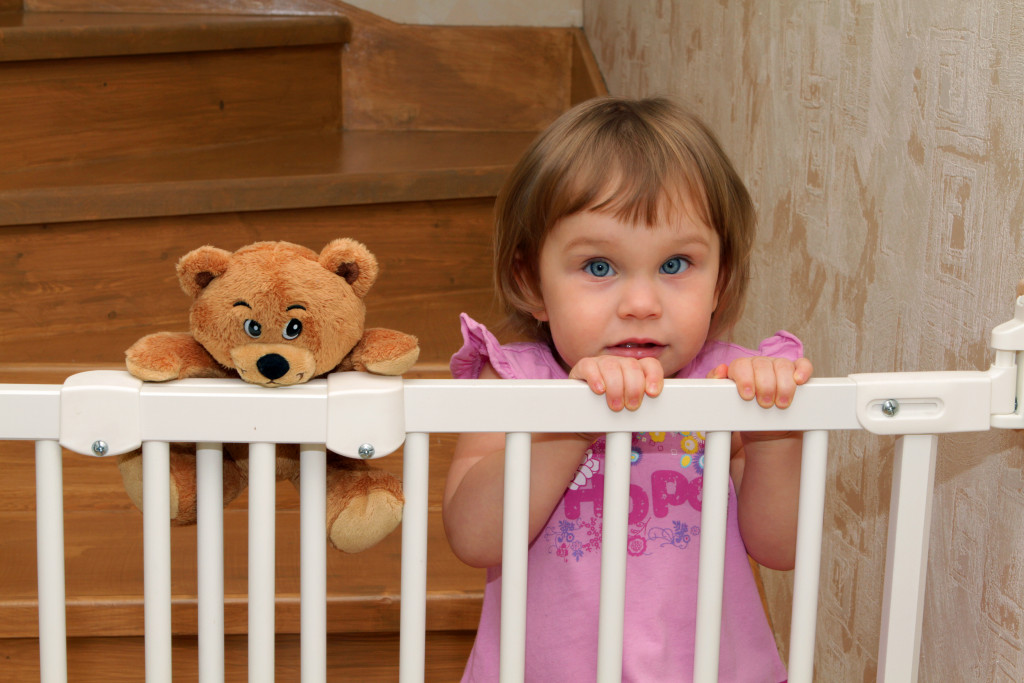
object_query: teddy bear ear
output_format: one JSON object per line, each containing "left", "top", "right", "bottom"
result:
{"left": 319, "top": 238, "right": 380, "bottom": 298}
{"left": 176, "top": 246, "right": 233, "bottom": 298}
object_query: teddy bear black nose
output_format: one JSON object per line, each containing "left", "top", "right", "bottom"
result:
{"left": 256, "top": 353, "right": 290, "bottom": 381}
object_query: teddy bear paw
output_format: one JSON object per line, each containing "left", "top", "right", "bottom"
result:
{"left": 362, "top": 345, "right": 420, "bottom": 376}
{"left": 117, "top": 450, "right": 184, "bottom": 521}
{"left": 328, "top": 490, "right": 404, "bottom": 553}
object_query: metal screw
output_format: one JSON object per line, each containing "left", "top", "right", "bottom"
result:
{"left": 357, "top": 443, "right": 375, "bottom": 459}
{"left": 91, "top": 440, "right": 109, "bottom": 456}
{"left": 881, "top": 399, "right": 899, "bottom": 418}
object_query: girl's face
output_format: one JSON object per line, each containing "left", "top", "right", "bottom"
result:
{"left": 529, "top": 198, "right": 721, "bottom": 377}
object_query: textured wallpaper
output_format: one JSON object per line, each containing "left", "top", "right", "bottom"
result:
{"left": 584, "top": 0, "right": 1024, "bottom": 679}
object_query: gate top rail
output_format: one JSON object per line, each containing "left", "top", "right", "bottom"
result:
{"left": 4, "top": 293, "right": 1023, "bottom": 454}
{"left": 0, "top": 368, "right": 1015, "bottom": 458}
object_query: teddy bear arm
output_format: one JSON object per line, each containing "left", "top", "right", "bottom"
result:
{"left": 339, "top": 328, "right": 420, "bottom": 376}
{"left": 126, "top": 331, "right": 230, "bottom": 381}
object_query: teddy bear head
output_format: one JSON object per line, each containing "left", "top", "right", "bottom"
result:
{"left": 178, "top": 239, "right": 378, "bottom": 387}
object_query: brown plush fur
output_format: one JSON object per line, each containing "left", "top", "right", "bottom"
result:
{"left": 119, "top": 239, "right": 419, "bottom": 552}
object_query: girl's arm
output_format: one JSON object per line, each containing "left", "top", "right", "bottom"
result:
{"left": 442, "top": 363, "right": 593, "bottom": 568}
{"left": 709, "top": 357, "right": 813, "bottom": 571}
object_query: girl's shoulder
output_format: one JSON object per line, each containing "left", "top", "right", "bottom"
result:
{"left": 676, "top": 331, "right": 804, "bottom": 379}
{"left": 450, "top": 313, "right": 569, "bottom": 380}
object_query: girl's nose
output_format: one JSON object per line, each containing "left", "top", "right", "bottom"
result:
{"left": 618, "top": 277, "right": 662, "bottom": 319}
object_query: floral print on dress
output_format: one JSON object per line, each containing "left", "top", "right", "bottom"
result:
{"left": 547, "top": 516, "right": 602, "bottom": 562}
{"left": 569, "top": 452, "right": 600, "bottom": 491}
{"left": 648, "top": 520, "right": 700, "bottom": 551}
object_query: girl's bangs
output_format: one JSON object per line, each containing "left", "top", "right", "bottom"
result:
{"left": 554, "top": 145, "right": 708, "bottom": 230}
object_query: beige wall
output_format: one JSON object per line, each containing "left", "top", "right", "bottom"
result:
{"left": 344, "top": 0, "right": 582, "bottom": 26}
{"left": 585, "top": 0, "right": 1024, "bottom": 679}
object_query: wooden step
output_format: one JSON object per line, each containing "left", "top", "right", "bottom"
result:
{"left": 0, "top": 507, "right": 484, "bottom": 638}
{"left": 0, "top": 197, "right": 505, "bottom": 368}
{"left": 1, "top": 11, "right": 354, "bottom": 174}
{"left": 1, "top": 41, "right": 346, "bottom": 173}
{"left": 0, "top": 10, "right": 351, "bottom": 62}
{"left": 1, "top": 631, "right": 476, "bottom": 681}
{"left": 0, "top": 129, "right": 537, "bottom": 225}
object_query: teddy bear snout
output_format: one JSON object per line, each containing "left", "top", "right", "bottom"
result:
{"left": 230, "top": 343, "right": 318, "bottom": 386}
{"left": 256, "top": 353, "right": 290, "bottom": 381}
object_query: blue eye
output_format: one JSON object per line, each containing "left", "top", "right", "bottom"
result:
{"left": 244, "top": 319, "right": 262, "bottom": 339}
{"left": 584, "top": 259, "right": 615, "bottom": 277}
{"left": 660, "top": 257, "right": 689, "bottom": 275}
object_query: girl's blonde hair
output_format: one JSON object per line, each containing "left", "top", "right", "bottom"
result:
{"left": 494, "top": 96, "right": 755, "bottom": 345}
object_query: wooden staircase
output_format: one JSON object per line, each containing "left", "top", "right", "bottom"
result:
{"left": 0, "top": 2, "right": 605, "bottom": 679}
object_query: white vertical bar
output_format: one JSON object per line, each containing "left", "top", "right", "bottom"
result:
{"left": 399, "top": 433, "right": 430, "bottom": 683}
{"left": 197, "top": 443, "right": 225, "bottom": 683}
{"left": 500, "top": 431, "right": 531, "bottom": 683}
{"left": 249, "top": 442, "right": 277, "bottom": 683}
{"left": 143, "top": 441, "right": 173, "bottom": 683}
{"left": 787, "top": 430, "right": 829, "bottom": 683}
{"left": 300, "top": 443, "right": 327, "bottom": 683}
{"left": 877, "top": 434, "right": 938, "bottom": 683}
{"left": 35, "top": 440, "right": 68, "bottom": 683}
{"left": 596, "top": 431, "right": 631, "bottom": 683}
{"left": 692, "top": 430, "right": 732, "bottom": 683}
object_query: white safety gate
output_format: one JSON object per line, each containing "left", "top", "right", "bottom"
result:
{"left": 4, "top": 294, "right": 1024, "bottom": 683}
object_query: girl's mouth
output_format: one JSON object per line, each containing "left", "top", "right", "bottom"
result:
{"left": 607, "top": 341, "right": 664, "bottom": 358}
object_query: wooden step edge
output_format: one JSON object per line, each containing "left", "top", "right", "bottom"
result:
{"left": 0, "top": 129, "right": 537, "bottom": 226}
{"left": 0, "top": 10, "right": 351, "bottom": 62}
{"left": 2, "top": 631, "right": 478, "bottom": 682}
{"left": 0, "top": 590, "right": 483, "bottom": 638}
{"left": 0, "top": 361, "right": 451, "bottom": 384}
{"left": 0, "top": 166, "right": 510, "bottom": 227}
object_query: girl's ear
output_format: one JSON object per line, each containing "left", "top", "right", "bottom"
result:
{"left": 712, "top": 266, "right": 727, "bottom": 312}
{"left": 513, "top": 266, "right": 548, "bottom": 321}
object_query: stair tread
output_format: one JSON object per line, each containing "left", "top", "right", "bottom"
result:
{"left": 0, "top": 11, "right": 351, "bottom": 62}
{"left": 2, "top": 632, "right": 477, "bottom": 682}
{"left": 0, "top": 129, "right": 537, "bottom": 225}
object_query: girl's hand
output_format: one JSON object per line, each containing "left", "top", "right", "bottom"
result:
{"left": 710, "top": 356, "right": 811, "bottom": 569}
{"left": 707, "top": 356, "right": 813, "bottom": 408}
{"left": 569, "top": 355, "right": 664, "bottom": 411}
{"left": 708, "top": 356, "right": 813, "bottom": 444}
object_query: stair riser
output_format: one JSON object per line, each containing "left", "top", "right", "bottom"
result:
{"left": 1, "top": 199, "right": 499, "bottom": 368}
{"left": 0, "top": 45, "right": 342, "bottom": 171}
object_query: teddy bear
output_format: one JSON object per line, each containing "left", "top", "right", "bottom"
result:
{"left": 118, "top": 239, "right": 419, "bottom": 553}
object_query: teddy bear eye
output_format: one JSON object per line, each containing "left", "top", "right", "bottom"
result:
{"left": 283, "top": 318, "right": 303, "bottom": 340}
{"left": 244, "top": 319, "right": 262, "bottom": 339}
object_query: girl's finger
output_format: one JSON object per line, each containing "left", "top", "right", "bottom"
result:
{"left": 705, "top": 363, "right": 729, "bottom": 380}
{"left": 728, "top": 359, "right": 757, "bottom": 401}
{"left": 750, "top": 356, "right": 779, "bottom": 408}
{"left": 773, "top": 359, "right": 798, "bottom": 409}
{"left": 569, "top": 357, "right": 606, "bottom": 395}
{"left": 639, "top": 357, "right": 665, "bottom": 397}
{"left": 794, "top": 357, "right": 814, "bottom": 384}
{"left": 596, "top": 358, "right": 628, "bottom": 412}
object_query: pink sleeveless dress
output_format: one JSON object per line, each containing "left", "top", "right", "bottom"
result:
{"left": 451, "top": 314, "right": 802, "bottom": 682}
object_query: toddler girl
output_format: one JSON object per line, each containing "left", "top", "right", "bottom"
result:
{"left": 444, "top": 96, "right": 812, "bottom": 682}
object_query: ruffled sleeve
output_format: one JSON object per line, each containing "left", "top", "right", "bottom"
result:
{"left": 677, "top": 331, "right": 804, "bottom": 379}
{"left": 450, "top": 314, "right": 569, "bottom": 380}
